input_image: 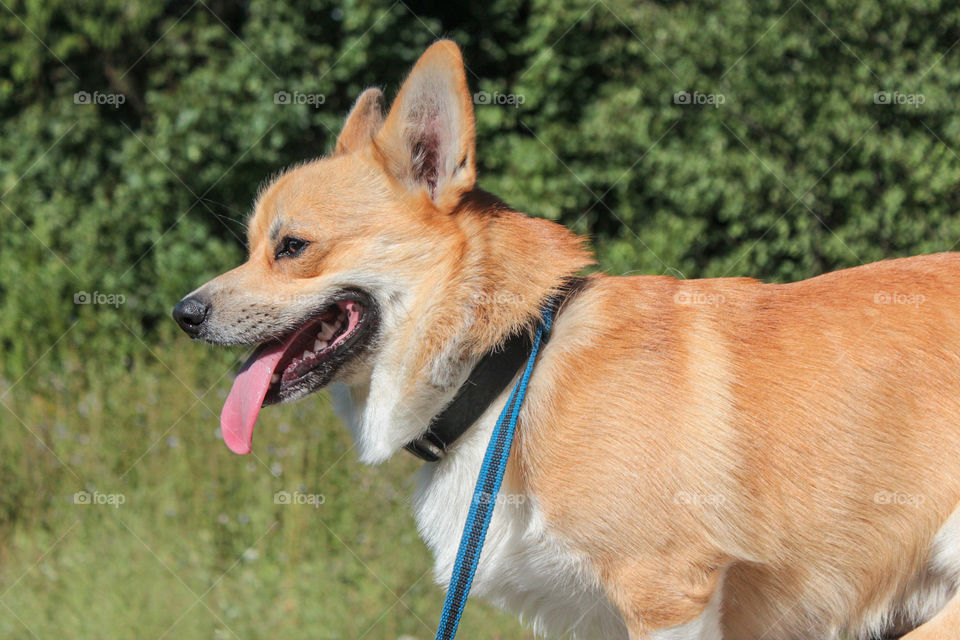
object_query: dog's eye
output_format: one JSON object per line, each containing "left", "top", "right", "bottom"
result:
{"left": 275, "top": 236, "right": 309, "bottom": 260}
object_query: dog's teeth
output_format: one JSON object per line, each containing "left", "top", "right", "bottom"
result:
{"left": 320, "top": 322, "right": 335, "bottom": 341}
{"left": 303, "top": 350, "right": 315, "bottom": 359}
{"left": 271, "top": 374, "right": 280, "bottom": 384}
{"left": 314, "top": 338, "right": 326, "bottom": 352}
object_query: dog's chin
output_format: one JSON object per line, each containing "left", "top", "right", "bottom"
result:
{"left": 260, "top": 288, "right": 379, "bottom": 407}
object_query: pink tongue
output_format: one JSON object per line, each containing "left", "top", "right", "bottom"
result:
{"left": 220, "top": 343, "right": 286, "bottom": 455}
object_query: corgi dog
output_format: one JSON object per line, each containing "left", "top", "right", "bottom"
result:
{"left": 173, "top": 40, "right": 960, "bottom": 640}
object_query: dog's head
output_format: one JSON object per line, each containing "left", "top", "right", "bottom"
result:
{"left": 174, "top": 41, "right": 591, "bottom": 460}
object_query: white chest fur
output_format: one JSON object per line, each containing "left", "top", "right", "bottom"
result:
{"left": 410, "top": 391, "right": 628, "bottom": 640}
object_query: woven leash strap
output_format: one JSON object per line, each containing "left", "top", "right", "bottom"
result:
{"left": 433, "top": 300, "right": 556, "bottom": 640}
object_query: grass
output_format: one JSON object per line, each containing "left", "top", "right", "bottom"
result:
{"left": 0, "top": 339, "right": 533, "bottom": 639}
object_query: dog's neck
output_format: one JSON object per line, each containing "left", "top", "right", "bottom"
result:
{"left": 404, "top": 275, "right": 589, "bottom": 461}
{"left": 453, "top": 191, "right": 593, "bottom": 358}
{"left": 332, "top": 194, "right": 593, "bottom": 464}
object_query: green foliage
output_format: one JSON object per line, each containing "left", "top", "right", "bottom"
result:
{"left": 3, "top": 0, "right": 960, "bottom": 372}
{"left": 483, "top": 0, "right": 960, "bottom": 282}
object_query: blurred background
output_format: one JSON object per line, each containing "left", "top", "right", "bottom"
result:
{"left": 1, "top": 0, "right": 959, "bottom": 638}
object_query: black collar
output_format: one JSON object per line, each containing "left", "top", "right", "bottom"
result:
{"left": 404, "top": 278, "right": 587, "bottom": 462}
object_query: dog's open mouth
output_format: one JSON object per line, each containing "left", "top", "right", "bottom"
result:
{"left": 220, "top": 290, "right": 376, "bottom": 455}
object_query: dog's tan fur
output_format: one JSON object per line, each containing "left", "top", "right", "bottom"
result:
{"left": 521, "top": 264, "right": 960, "bottom": 638}
{"left": 186, "top": 41, "right": 960, "bottom": 638}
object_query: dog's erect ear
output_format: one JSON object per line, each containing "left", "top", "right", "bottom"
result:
{"left": 375, "top": 40, "right": 476, "bottom": 211}
{"left": 335, "top": 88, "right": 384, "bottom": 155}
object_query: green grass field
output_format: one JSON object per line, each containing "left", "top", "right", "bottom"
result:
{"left": 0, "top": 340, "right": 532, "bottom": 639}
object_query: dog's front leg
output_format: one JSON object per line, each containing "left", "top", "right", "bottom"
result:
{"left": 637, "top": 592, "right": 724, "bottom": 640}
{"left": 900, "top": 591, "right": 960, "bottom": 640}
{"left": 612, "top": 561, "right": 726, "bottom": 640}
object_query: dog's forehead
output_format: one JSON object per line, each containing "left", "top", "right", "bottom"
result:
{"left": 247, "top": 156, "right": 386, "bottom": 247}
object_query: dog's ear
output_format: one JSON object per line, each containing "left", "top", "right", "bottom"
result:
{"left": 335, "top": 88, "right": 384, "bottom": 155}
{"left": 375, "top": 40, "right": 476, "bottom": 211}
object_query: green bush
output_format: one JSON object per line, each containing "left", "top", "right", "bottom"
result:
{"left": 2, "top": 0, "right": 960, "bottom": 372}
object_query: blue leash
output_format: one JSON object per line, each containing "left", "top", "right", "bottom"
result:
{"left": 434, "top": 300, "right": 556, "bottom": 640}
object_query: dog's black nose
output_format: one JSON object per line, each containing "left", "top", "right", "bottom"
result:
{"left": 173, "top": 296, "right": 210, "bottom": 337}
